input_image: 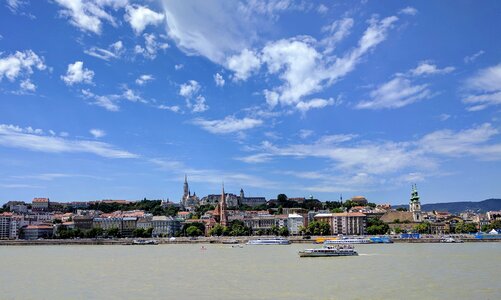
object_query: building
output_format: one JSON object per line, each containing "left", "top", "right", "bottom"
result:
{"left": 287, "top": 213, "right": 304, "bottom": 235}
{"left": 213, "top": 184, "right": 228, "bottom": 226}
{"left": 200, "top": 193, "right": 240, "bottom": 208}
{"left": 314, "top": 212, "right": 366, "bottom": 235}
{"left": 121, "top": 217, "right": 137, "bottom": 237}
{"left": 22, "top": 224, "right": 54, "bottom": 240}
{"left": 151, "top": 216, "right": 180, "bottom": 237}
{"left": 409, "top": 184, "right": 422, "bottom": 222}
{"left": 136, "top": 217, "right": 152, "bottom": 230}
{"left": 0, "top": 213, "right": 12, "bottom": 239}
{"left": 73, "top": 216, "right": 93, "bottom": 230}
{"left": 32, "top": 198, "right": 49, "bottom": 212}
{"left": 181, "top": 175, "right": 200, "bottom": 210}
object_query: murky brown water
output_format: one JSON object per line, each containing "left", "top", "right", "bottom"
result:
{"left": 0, "top": 243, "right": 500, "bottom": 299}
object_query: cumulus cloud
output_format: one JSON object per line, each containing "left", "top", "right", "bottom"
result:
{"left": 226, "top": 49, "right": 261, "bottom": 81}
{"left": 134, "top": 33, "right": 169, "bottom": 59}
{"left": 462, "top": 63, "right": 501, "bottom": 111}
{"left": 214, "top": 73, "right": 225, "bottom": 87}
{"left": 409, "top": 62, "right": 455, "bottom": 76}
{"left": 20, "top": 79, "right": 36, "bottom": 92}
{"left": 192, "top": 116, "right": 263, "bottom": 134}
{"left": 0, "top": 50, "right": 46, "bottom": 85}
{"left": 85, "top": 40, "right": 124, "bottom": 61}
{"left": 53, "top": 0, "right": 127, "bottom": 34}
{"left": 61, "top": 61, "right": 94, "bottom": 85}
{"left": 125, "top": 4, "right": 164, "bottom": 35}
{"left": 179, "top": 80, "right": 200, "bottom": 98}
{"left": 90, "top": 128, "right": 105, "bottom": 138}
{"left": 135, "top": 74, "right": 154, "bottom": 85}
{"left": 356, "top": 77, "right": 431, "bottom": 109}
{"left": 0, "top": 124, "right": 136, "bottom": 158}
{"left": 191, "top": 95, "right": 209, "bottom": 113}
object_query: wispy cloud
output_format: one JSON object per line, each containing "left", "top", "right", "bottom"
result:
{"left": 192, "top": 116, "right": 263, "bottom": 134}
{"left": 85, "top": 41, "right": 124, "bottom": 61}
{"left": 462, "top": 63, "right": 501, "bottom": 111}
{"left": 0, "top": 124, "right": 137, "bottom": 159}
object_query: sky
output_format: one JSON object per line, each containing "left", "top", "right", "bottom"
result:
{"left": 1, "top": 0, "right": 501, "bottom": 205}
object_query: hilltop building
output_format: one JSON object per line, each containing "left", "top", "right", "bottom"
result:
{"left": 238, "top": 188, "right": 267, "bottom": 207}
{"left": 181, "top": 175, "right": 199, "bottom": 210}
{"left": 409, "top": 184, "right": 422, "bottom": 222}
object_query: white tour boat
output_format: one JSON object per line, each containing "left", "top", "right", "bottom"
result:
{"left": 299, "top": 245, "right": 358, "bottom": 257}
{"left": 246, "top": 238, "right": 291, "bottom": 245}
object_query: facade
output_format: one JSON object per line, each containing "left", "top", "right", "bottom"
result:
{"left": 409, "top": 184, "right": 422, "bottom": 222}
{"left": 238, "top": 189, "right": 267, "bottom": 207}
{"left": 136, "top": 217, "right": 152, "bottom": 230}
{"left": 181, "top": 175, "right": 200, "bottom": 210}
{"left": 212, "top": 184, "right": 228, "bottom": 226}
{"left": 22, "top": 225, "right": 54, "bottom": 240}
{"left": 287, "top": 213, "right": 304, "bottom": 235}
{"left": 151, "top": 216, "right": 180, "bottom": 237}
{"left": 32, "top": 198, "right": 49, "bottom": 212}
{"left": 314, "top": 212, "right": 367, "bottom": 235}
{"left": 0, "top": 213, "right": 12, "bottom": 239}
{"left": 73, "top": 216, "right": 93, "bottom": 230}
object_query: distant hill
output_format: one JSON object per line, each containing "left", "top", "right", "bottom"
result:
{"left": 394, "top": 198, "right": 501, "bottom": 214}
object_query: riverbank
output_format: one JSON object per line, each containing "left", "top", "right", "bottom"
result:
{"left": 1, "top": 235, "right": 500, "bottom": 245}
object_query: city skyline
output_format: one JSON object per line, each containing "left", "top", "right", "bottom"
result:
{"left": 1, "top": 1, "right": 501, "bottom": 204}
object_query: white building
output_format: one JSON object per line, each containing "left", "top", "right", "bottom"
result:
{"left": 0, "top": 213, "right": 12, "bottom": 239}
{"left": 287, "top": 213, "right": 304, "bottom": 235}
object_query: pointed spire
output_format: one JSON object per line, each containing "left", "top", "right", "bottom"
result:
{"left": 184, "top": 174, "right": 187, "bottom": 183}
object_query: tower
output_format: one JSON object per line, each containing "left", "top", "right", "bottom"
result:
{"left": 220, "top": 183, "right": 228, "bottom": 227}
{"left": 409, "top": 184, "right": 422, "bottom": 222}
{"left": 240, "top": 188, "right": 244, "bottom": 200}
{"left": 183, "top": 174, "right": 189, "bottom": 199}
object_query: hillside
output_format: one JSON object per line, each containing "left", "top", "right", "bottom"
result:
{"left": 394, "top": 198, "right": 501, "bottom": 214}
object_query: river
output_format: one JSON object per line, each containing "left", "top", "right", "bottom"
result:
{"left": 0, "top": 243, "right": 499, "bottom": 299}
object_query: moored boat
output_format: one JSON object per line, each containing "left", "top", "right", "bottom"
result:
{"left": 246, "top": 238, "right": 291, "bottom": 245}
{"left": 132, "top": 239, "right": 159, "bottom": 245}
{"left": 324, "top": 237, "right": 371, "bottom": 245}
{"left": 299, "top": 245, "right": 358, "bottom": 257}
{"left": 440, "top": 237, "right": 463, "bottom": 243}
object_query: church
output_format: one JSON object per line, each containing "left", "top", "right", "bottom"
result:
{"left": 379, "top": 184, "right": 423, "bottom": 232}
{"left": 181, "top": 175, "right": 200, "bottom": 211}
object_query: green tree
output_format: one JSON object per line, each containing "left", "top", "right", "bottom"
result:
{"left": 278, "top": 226, "right": 289, "bottom": 237}
{"left": 305, "top": 221, "right": 331, "bottom": 236}
{"left": 394, "top": 227, "right": 403, "bottom": 234}
{"left": 106, "top": 227, "right": 120, "bottom": 238}
{"left": 414, "top": 222, "right": 430, "bottom": 234}
{"left": 277, "top": 194, "right": 288, "bottom": 204}
{"left": 396, "top": 207, "right": 408, "bottom": 212}
{"left": 186, "top": 225, "right": 203, "bottom": 237}
{"left": 331, "top": 208, "right": 344, "bottom": 213}
{"left": 209, "top": 224, "right": 227, "bottom": 236}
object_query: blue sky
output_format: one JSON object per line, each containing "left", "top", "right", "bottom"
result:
{"left": 1, "top": 0, "right": 501, "bottom": 205}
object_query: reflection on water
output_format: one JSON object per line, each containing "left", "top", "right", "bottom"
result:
{"left": 0, "top": 243, "right": 500, "bottom": 300}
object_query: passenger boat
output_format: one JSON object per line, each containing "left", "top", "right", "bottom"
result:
{"left": 440, "top": 237, "right": 464, "bottom": 243}
{"left": 324, "top": 237, "right": 371, "bottom": 244}
{"left": 369, "top": 236, "right": 394, "bottom": 243}
{"left": 132, "top": 239, "right": 159, "bottom": 245}
{"left": 246, "top": 238, "right": 291, "bottom": 245}
{"left": 299, "top": 245, "right": 358, "bottom": 257}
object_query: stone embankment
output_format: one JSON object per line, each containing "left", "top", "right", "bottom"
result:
{"left": 0, "top": 235, "right": 499, "bottom": 246}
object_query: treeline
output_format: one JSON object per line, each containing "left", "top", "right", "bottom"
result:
{"left": 88, "top": 199, "right": 179, "bottom": 216}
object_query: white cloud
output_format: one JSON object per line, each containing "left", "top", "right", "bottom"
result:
{"left": 158, "top": 105, "right": 181, "bottom": 113}
{"left": 263, "top": 89, "right": 280, "bottom": 107}
{"left": 134, "top": 33, "right": 169, "bottom": 59}
{"left": 53, "top": 0, "right": 127, "bottom": 34}
{"left": 81, "top": 89, "right": 119, "bottom": 111}
{"left": 463, "top": 63, "right": 501, "bottom": 111}
{"left": 121, "top": 87, "right": 143, "bottom": 102}
{"left": 179, "top": 80, "right": 200, "bottom": 98}
{"left": 125, "top": 4, "right": 164, "bottom": 35}
{"left": 321, "top": 18, "right": 354, "bottom": 54}
{"left": 226, "top": 49, "right": 261, "bottom": 81}
{"left": 192, "top": 116, "right": 263, "bottom": 134}
{"left": 258, "top": 15, "right": 398, "bottom": 109}
{"left": 464, "top": 50, "right": 485, "bottom": 64}
{"left": 298, "top": 129, "right": 313, "bottom": 139}
{"left": 317, "top": 4, "right": 328, "bottom": 14}
{"left": 6, "top": 0, "right": 27, "bottom": 12}
{"left": 90, "top": 128, "right": 105, "bottom": 138}
{"left": 409, "top": 62, "right": 455, "bottom": 76}
{"left": 191, "top": 95, "right": 209, "bottom": 113}
{"left": 356, "top": 77, "right": 431, "bottom": 109}
{"left": 296, "top": 97, "right": 336, "bottom": 112}
{"left": 399, "top": 6, "right": 418, "bottom": 16}
{"left": 214, "top": 73, "right": 225, "bottom": 87}
{"left": 0, "top": 50, "right": 46, "bottom": 84}
{"left": 61, "top": 61, "right": 94, "bottom": 85}
{"left": 174, "top": 64, "right": 184, "bottom": 70}
{"left": 0, "top": 124, "right": 136, "bottom": 158}
{"left": 20, "top": 79, "right": 36, "bottom": 92}
{"left": 438, "top": 113, "right": 451, "bottom": 121}
{"left": 135, "top": 74, "right": 154, "bottom": 85}
{"left": 85, "top": 40, "right": 124, "bottom": 61}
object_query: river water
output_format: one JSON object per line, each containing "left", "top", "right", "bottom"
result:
{"left": 0, "top": 243, "right": 500, "bottom": 299}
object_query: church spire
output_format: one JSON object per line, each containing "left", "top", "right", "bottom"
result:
{"left": 220, "top": 182, "right": 228, "bottom": 226}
